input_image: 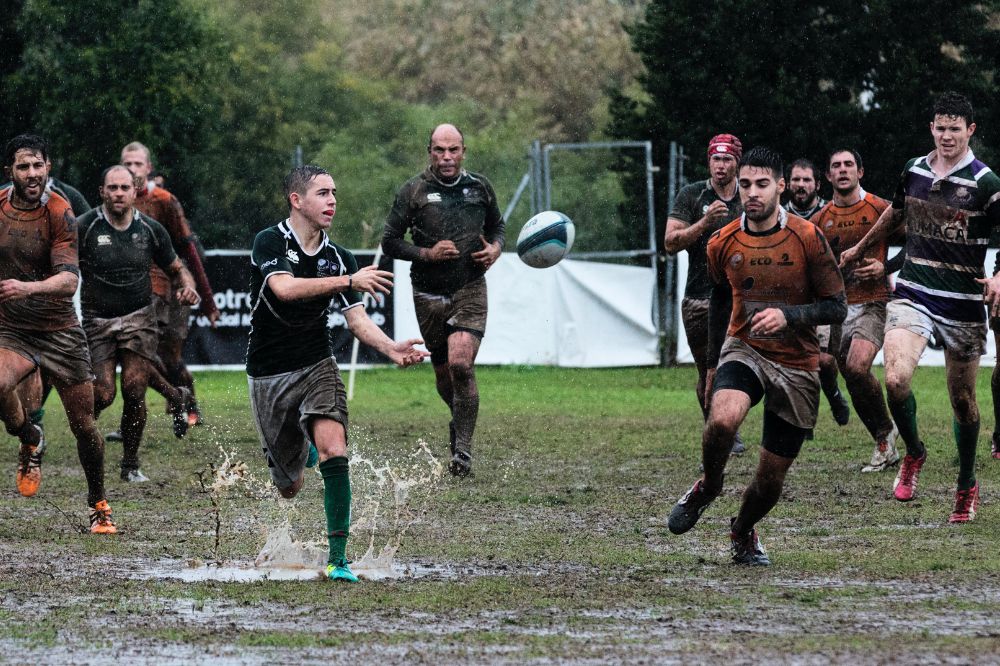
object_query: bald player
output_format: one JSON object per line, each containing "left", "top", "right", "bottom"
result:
{"left": 382, "top": 124, "right": 505, "bottom": 477}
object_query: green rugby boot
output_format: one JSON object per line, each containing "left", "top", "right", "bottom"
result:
{"left": 326, "top": 560, "right": 359, "bottom": 583}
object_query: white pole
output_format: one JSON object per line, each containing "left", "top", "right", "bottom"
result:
{"left": 347, "top": 245, "right": 383, "bottom": 400}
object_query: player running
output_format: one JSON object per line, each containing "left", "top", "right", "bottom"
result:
{"left": 668, "top": 146, "right": 847, "bottom": 565}
{"left": 841, "top": 92, "right": 1000, "bottom": 523}
{"left": 0, "top": 134, "right": 116, "bottom": 534}
{"left": 665, "top": 134, "right": 748, "bottom": 455}
{"left": 811, "top": 148, "right": 902, "bottom": 472}
{"left": 248, "top": 165, "right": 427, "bottom": 582}
{"left": 78, "top": 165, "right": 198, "bottom": 482}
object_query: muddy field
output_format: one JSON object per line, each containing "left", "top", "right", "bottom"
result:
{"left": 2, "top": 367, "right": 1000, "bottom": 664}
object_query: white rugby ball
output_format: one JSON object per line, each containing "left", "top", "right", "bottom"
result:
{"left": 516, "top": 210, "right": 575, "bottom": 268}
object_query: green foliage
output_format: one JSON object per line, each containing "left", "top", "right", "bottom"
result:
{"left": 610, "top": 0, "right": 1000, "bottom": 245}
{"left": 10, "top": 0, "right": 225, "bottom": 204}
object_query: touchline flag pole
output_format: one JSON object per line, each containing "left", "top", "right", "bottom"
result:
{"left": 347, "top": 244, "right": 383, "bottom": 400}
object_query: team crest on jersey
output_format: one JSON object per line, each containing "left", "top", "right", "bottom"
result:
{"left": 286, "top": 249, "right": 300, "bottom": 264}
{"left": 316, "top": 257, "right": 339, "bottom": 277}
{"left": 824, "top": 219, "right": 834, "bottom": 231}
{"left": 97, "top": 234, "right": 111, "bottom": 246}
{"left": 953, "top": 187, "right": 972, "bottom": 204}
{"left": 427, "top": 193, "right": 442, "bottom": 203}
{"left": 464, "top": 188, "right": 483, "bottom": 204}
{"left": 730, "top": 252, "right": 744, "bottom": 267}
{"left": 132, "top": 232, "right": 148, "bottom": 250}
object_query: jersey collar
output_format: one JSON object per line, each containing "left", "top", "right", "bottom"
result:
{"left": 924, "top": 148, "right": 975, "bottom": 179}
{"left": 741, "top": 205, "right": 787, "bottom": 234}
{"left": 278, "top": 218, "right": 330, "bottom": 257}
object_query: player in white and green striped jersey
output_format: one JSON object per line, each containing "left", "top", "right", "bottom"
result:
{"left": 841, "top": 91, "right": 1000, "bottom": 524}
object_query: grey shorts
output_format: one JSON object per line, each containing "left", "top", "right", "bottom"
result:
{"left": 248, "top": 356, "right": 348, "bottom": 490}
{"left": 717, "top": 337, "right": 820, "bottom": 429}
{"left": 84, "top": 304, "right": 159, "bottom": 365}
{"left": 816, "top": 324, "right": 842, "bottom": 355}
{"left": 840, "top": 300, "right": 887, "bottom": 353}
{"left": 885, "top": 299, "right": 986, "bottom": 361}
{"left": 152, "top": 294, "right": 192, "bottom": 345}
{"left": 413, "top": 277, "right": 488, "bottom": 365}
{"left": 681, "top": 297, "right": 710, "bottom": 369}
{"left": 0, "top": 324, "right": 94, "bottom": 386}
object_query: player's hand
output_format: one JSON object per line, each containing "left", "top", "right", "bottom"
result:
{"left": 839, "top": 245, "right": 860, "bottom": 269}
{"left": 175, "top": 286, "right": 199, "bottom": 306}
{"left": 205, "top": 309, "right": 220, "bottom": 329}
{"left": 424, "top": 240, "right": 461, "bottom": 262}
{"left": 702, "top": 200, "right": 729, "bottom": 226}
{"left": 472, "top": 236, "right": 501, "bottom": 270}
{"left": 390, "top": 338, "right": 430, "bottom": 367}
{"left": 351, "top": 266, "right": 393, "bottom": 296}
{"left": 976, "top": 273, "right": 1000, "bottom": 317}
{"left": 0, "top": 279, "right": 34, "bottom": 303}
{"left": 852, "top": 257, "right": 885, "bottom": 280}
{"left": 750, "top": 308, "right": 788, "bottom": 336}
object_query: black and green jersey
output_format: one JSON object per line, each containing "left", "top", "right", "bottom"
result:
{"left": 382, "top": 168, "right": 505, "bottom": 296}
{"left": 669, "top": 179, "right": 743, "bottom": 299}
{"left": 247, "top": 220, "right": 364, "bottom": 377}
{"left": 78, "top": 206, "right": 176, "bottom": 319}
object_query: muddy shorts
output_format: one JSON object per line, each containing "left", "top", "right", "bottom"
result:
{"left": 840, "top": 300, "right": 887, "bottom": 353}
{"left": 681, "top": 297, "right": 710, "bottom": 368}
{"left": 885, "top": 299, "right": 986, "bottom": 361}
{"left": 152, "top": 294, "right": 193, "bottom": 345}
{"left": 714, "top": 337, "right": 820, "bottom": 430}
{"left": 248, "top": 356, "right": 348, "bottom": 490}
{"left": 83, "top": 304, "right": 159, "bottom": 365}
{"left": 413, "top": 277, "right": 487, "bottom": 365}
{"left": 0, "top": 324, "right": 94, "bottom": 386}
{"left": 816, "top": 324, "right": 842, "bottom": 355}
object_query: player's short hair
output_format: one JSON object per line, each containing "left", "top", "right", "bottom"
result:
{"left": 4, "top": 134, "right": 48, "bottom": 167}
{"left": 121, "top": 141, "right": 152, "bottom": 163}
{"left": 787, "top": 158, "right": 820, "bottom": 183}
{"left": 739, "top": 146, "right": 784, "bottom": 180}
{"left": 932, "top": 92, "right": 974, "bottom": 125}
{"left": 283, "top": 165, "right": 331, "bottom": 209}
{"left": 100, "top": 164, "right": 133, "bottom": 186}
{"left": 427, "top": 124, "right": 465, "bottom": 149}
{"left": 827, "top": 148, "right": 863, "bottom": 171}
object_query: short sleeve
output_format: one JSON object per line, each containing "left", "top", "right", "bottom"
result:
{"left": 335, "top": 245, "right": 363, "bottom": 310}
{"left": 49, "top": 201, "right": 79, "bottom": 276}
{"left": 252, "top": 229, "right": 292, "bottom": 280}
{"left": 806, "top": 225, "right": 845, "bottom": 299}
{"left": 149, "top": 218, "right": 179, "bottom": 271}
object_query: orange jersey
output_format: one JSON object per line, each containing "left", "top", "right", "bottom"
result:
{"left": 707, "top": 212, "right": 845, "bottom": 371}
{"left": 0, "top": 188, "right": 80, "bottom": 331}
{"left": 810, "top": 191, "right": 890, "bottom": 304}
{"left": 134, "top": 183, "right": 192, "bottom": 298}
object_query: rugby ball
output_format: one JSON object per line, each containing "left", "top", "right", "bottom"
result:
{"left": 516, "top": 211, "right": 575, "bottom": 268}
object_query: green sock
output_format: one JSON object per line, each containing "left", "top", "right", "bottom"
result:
{"left": 28, "top": 408, "right": 44, "bottom": 427}
{"left": 319, "top": 457, "right": 351, "bottom": 566}
{"left": 954, "top": 419, "right": 979, "bottom": 490}
{"left": 889, "top": 392, "right": 924, "bottom": 458}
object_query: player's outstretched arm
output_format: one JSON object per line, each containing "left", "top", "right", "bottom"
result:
{"left": 840, "top": 205, "right": 901, "bottom": 268}
{"left": 0, "top": 271, "right": 77, "bottom": 303}
{"left": 344, "top": 306, "right": 429, "bottom": 367}
{"left": 267, "top": 269, "right": 390, "bottom": 303}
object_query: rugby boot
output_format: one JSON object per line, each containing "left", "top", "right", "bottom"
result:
{"left": 948, "top": 482, "right": 980, "bottom": 524}
{"left": 862, "top": 426, "right": 901, "bottom": 473}
{"left": 448, "top": 448, "right": 472, "bottom": 478}
{"left": 991, "top": 433, "right": 1000, "bottom": 460}
{"left": 171, "top": 387, "right": 192, "bottom": 439}
{"left": 104, "top": 431, "right": 123, "bottom": 443}
{"left": 448, "top": 421, "right": 456, "bottom": 456}
{"left": 121, "top": 467, "right": 150, "bottom": 483}
{"left": 188, "top": 399, "right": 204, "bottom": 427}
{"left": 893, "top": 449, "right": 927, "bottom": 502}
{"left": 668, "top": 478, "right": 720, "bottom": 535}
{"left": 327, "top": 560, "right": 359, "bottom": 583}
{"left": 89, "top": 500, "right": 118, "bottom": 535}
{"left": 16, "top": 425, "right": 46, "bottom": 497}
{"left": 730, "top": 431, "right": 747, "bottom": 456}
{"left": 730, "top": 518, "right": 770, "bottom": 566}
{"left": 829, "top": 388, "right": 851, "bottom": 426}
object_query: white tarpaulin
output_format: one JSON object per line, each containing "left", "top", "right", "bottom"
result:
{"left": 393, "top": 255, "right": 659, "bottom": 367}
{"left": 674, "top": 247, "right": 1000, "bottom": 367}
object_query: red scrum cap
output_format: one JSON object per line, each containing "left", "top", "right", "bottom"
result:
{"left": 707, "top": 134, "right": 742, "bottom": 159}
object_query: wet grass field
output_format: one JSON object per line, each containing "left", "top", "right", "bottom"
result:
{"left": 2, "top": 365, "right": 1000, "bottom": 664}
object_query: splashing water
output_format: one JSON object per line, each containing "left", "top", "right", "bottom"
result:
{"left": 200, "top": 439, "right": 444, "bottom": 580}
